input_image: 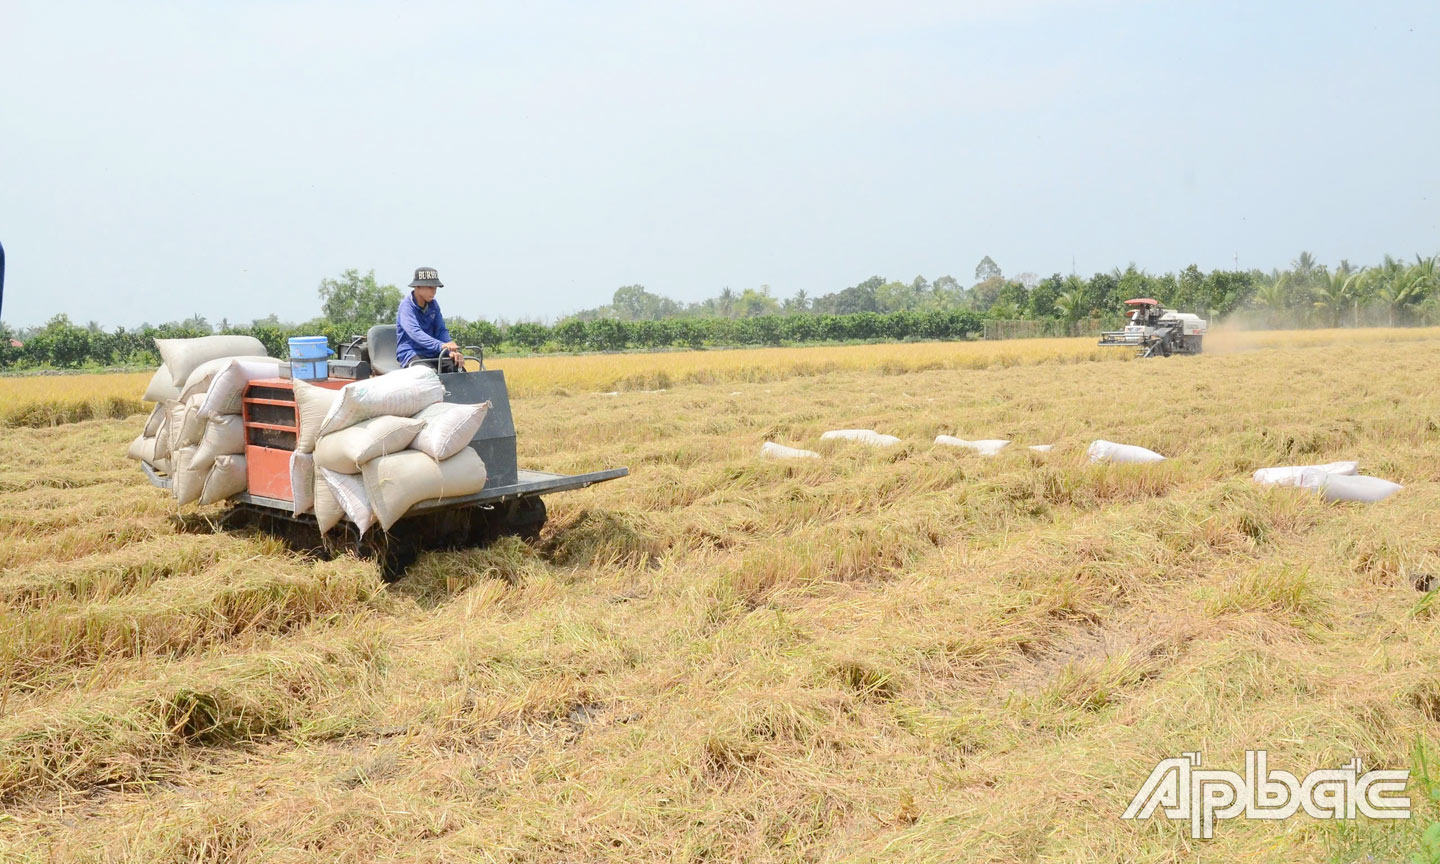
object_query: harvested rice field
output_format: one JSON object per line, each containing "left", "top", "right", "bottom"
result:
{"left": 2, "top": 329, "right": 1440, "bottom": 862}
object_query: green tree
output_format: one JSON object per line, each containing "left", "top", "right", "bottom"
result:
{"left": 178, "top": 313, "right": 211, "bottom": 334}
{"left": 1027, "top": 275, "right": 1061, "bottom": 320}
{"left": 974, "top": 256, "right": 1002, "bottom": 282}
{"left": 1116, "top": 264, "right": 1153, "bottom": 304}
{"left": 553, "top": 319, "right": 588, "bottom": 351}
{"left": 610, "top": 285, "right": 679, "bottom": 321}
{"left": 1200, "top": 270, "right": 1254, "bottom": 319}
{"left": 716, "top": 287, "right": 737, "bottom": 317}
{"left": 968, "top": 276, "right": 1006, "bottom": 312}
{"left": 992, "top": 281, "right": 1030, "bottom": 317}
{"left": 737, "top": 286, "right": 780, "bottom": 317}
{"left": 875, "top": 280, "right": 918, "bottom": 313}
{"left": 506, "top": 322, "right": 550, "bottom": 351}
{"left": 587, "top": 318, "right": 629, "bottom": 350}
{"left": 1172, "top": 264, "right": 1204, "bottom": 310}
{"left": 318, "top": 268, "right": 402, "bottom": 327}
{"left": 931, "top": 275, "right": 963, "bottom": 307}
{"left": 26, "top": 314, "right": 92, "bottom": 368}
{"left": 817, "top": 276, "right": 882, "bottom": 315}
{"left": 1080, "top": 272, "right": 1119, "bottom": 318}
{"left": 0, "top": 321, "right": 18, "bottom": 367}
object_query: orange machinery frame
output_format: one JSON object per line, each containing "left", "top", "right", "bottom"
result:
{"left": 240, "top": 377, "right": 346, "bottom": 501}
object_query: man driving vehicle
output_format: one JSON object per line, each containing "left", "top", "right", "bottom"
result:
{"left": 396, "top": 266, "right": 463, "bottom": 369}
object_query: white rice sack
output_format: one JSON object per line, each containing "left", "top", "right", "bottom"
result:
{"left": 820, "top": 429, "right": 902, "bottom": 447}
{"left": 143, "top": 403, "right": 166, "bottom": 437}
{"left": 363, "top": 448, "right": 488, "bottom": 532}
{"left": 410, "top": 401, "right": 491, "bottom": 461}
{"left": 179, "top": 355, "right": 281, "bottom": 404}
{"left": 126, "top": 434, "right": 157, "bottom": 463}
{"left": 314, "top": 471, "right": 342, "bottom": 534}
{"left": 1028, "top": 444, "right": 1054, "bottom": 453}
{"left": 199, "top": 454, "right": 247, "bottom": 505}
{"left": 172, "top": 446, "right": 205, "bottom": 506}
{"left": 1087, "top": 439, "right": 1166, "bottom": 464}
{"left": 188, "top": 357, "right": 286, "bottom": 415}
{"left": 152, "top": 455, "right": 172, "bottom": 476}
{"left": 319, "top": 366, "right": 444, "bottom": 436}
{"left": 177, "top": 394, "right": 207, "bottom": 449}
{"left": 191, "top": 414, "right": 246, "bottom": 473}
{"left": 315, "top": 415, "right": 425, "bottom": 474}
{"left": 1252, "top": 461, "right": 1359, "bottom": 487}
{"left": 290, "top": 451, "right": 315, "bottom": 516}
{"left": 156, "top": 335, "right": 268, "bottom": 388}
{"left": 319, "top": 467, "right": 376, "bottom": 534}
{"left": 1295, "top": 468, "right": 1402, "bottom": 503}
{"left": 153, "top": 404, "right": 175, "bottom": 461}
{"left": 935, "top": 436, "right": 1010, "bottom": 456}
{"left": 142, "top": 366, "right": 180, "bottom": 403}
{"left": 164, "top": 400, "right": 189, "bottom": 454}
{"left": 761, "top": 441, "right": 820, "bottom": 460}
{"left": 293, "top": 378, "right": 340, "bottom": 454}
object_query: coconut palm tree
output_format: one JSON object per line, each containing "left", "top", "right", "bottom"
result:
{"left": 1291, "top": 251, "right": 1319, "bottom": 285}
{"left": 1312, "top": 267, "right": 1364, "bottom": 328}
{"left": 1421, "top": 292, "right": 1440, "bottom": 326}
{"left": 1251, "top": 274, "right": 1292, "bottom": 327}
{"left": 1414, "top": 254, "right": 1438, "bottom": 286}
{"left": 1358, "top": 260, "right": 1397, "bottom": 326}
{"left": 1374, "top": 270, "right": 1429, "bottom": 326}
{"left": 1054, "top": 290, "right": 1081, "bottom": 323}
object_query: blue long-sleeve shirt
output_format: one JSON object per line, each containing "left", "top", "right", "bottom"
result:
{"left": 396, "top": 292, "right": 452, "bottom": 367}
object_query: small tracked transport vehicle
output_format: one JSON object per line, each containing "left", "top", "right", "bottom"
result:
{"left": 142, "top": 326, "right": 628, "bottom": 577}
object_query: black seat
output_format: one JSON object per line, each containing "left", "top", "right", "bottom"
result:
{"left": 369, "top": 324, "right": 460, "bottom": 374}
{"left": 367, "top": 325, "right": 401, "bottom": 374}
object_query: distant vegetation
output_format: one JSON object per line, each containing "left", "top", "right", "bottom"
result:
{"left": 2, "top": 252, "right": 1437, "bottom": 369}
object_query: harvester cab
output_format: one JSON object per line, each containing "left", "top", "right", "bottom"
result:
{"left": 1098, "top": 298, "right": 1206, "bottom": 357}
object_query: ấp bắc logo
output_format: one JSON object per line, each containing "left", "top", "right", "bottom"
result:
{"left": 1123, "top": 750, "right": 1409, "bottom": 839}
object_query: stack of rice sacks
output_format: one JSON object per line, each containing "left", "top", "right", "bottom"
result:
{"left": 292, "top": 366, "right": 491, "bottom": 534}
{"left": 126, "top": 335, "right": 285, "bottom": 506}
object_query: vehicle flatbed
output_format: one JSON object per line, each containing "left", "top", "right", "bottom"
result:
{"left": 141, "top": 461, "right": 627, "bottom": 522}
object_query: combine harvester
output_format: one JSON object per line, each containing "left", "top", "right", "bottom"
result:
{"left": 1098, "top": 298, "right": 1207, "bottom": 357}
{"left": 142, "top": 325, "right": 627, "bottom": 578}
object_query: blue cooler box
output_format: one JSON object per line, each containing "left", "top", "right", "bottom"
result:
{"left": 288, "top": 336, "right": 332, "bottom": 381}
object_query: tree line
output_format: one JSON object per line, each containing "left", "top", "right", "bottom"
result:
{"left": 2, "top": 252, "right": 1436, "bottom": 369}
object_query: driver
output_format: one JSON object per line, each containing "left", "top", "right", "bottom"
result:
{"left": 396, "top": 266, "right": 463, "bottom": 369}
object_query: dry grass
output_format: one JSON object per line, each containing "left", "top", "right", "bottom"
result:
{"left": 2, "top": 330, "right": 1440, "bottom": 861}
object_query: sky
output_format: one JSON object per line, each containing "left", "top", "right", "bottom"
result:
{"left": 1, "top": 0, "right": 1437, "bottom": 328}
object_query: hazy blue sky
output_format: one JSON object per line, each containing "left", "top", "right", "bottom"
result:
{"left": 2, "top": 0, "right": 1437, "bottom": 328}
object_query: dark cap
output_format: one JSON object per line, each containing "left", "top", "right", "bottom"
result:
{"left": 409, "top": 267, "right": 444, "bottom": 288}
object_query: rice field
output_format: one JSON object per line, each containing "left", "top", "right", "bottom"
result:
{"left": 4, "top": 326, "right": 1437, "bottom": 426}
{"left": 2, "top": 329, "right": 1440, "bottom": 862}
{"left": 0, "top": 371, "right": 152, "bottom": 427}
